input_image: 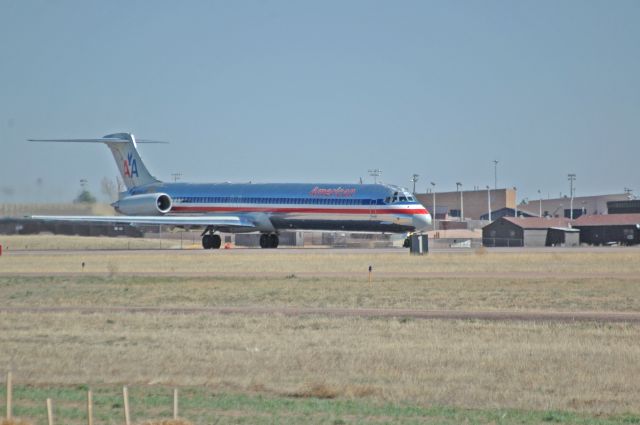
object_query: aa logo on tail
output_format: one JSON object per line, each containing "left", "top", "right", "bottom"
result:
{"left": 123, "top": 152, "right": 139, "bottom": 177}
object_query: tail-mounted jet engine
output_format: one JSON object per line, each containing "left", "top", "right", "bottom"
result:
{"left": 113, "top": 193, "right": 172, "bottom": 215}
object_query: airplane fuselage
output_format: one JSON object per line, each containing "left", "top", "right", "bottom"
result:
{"left": 125, "top": 182, "right": 431, "bottom": 233}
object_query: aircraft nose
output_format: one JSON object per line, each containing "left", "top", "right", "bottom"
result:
{"left": 413, "top": 213, "right": 432, "bottom": 232}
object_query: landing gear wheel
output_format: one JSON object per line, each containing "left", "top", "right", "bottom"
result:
{"left": 260, "top": 234, "right": 269, "bottom": 248}
{"left": 202, "top": 234, "right": 222, "bottom": 249}
{"left": 260, "top": 234, "right": 279, "bottom": 248}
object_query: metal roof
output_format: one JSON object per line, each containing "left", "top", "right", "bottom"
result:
{"left": 573, "top": 214, "right": 640, "bottom": 226}
{"left": 501, "top": 217, "right": 572, "bottom": 229}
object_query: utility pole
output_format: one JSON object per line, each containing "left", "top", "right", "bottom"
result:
{"left": 368, "top": 169, "right": 382, "bottom": 184}
{"left": 171, "top": 172, "right": 183, "bottom": 182}
{"left": 431, "top": 182, "right": 436, "bottom": 231}
{"left": 493, "top": 160, "right": 498, "bottom": 189}
{"left": 486, "top": 185, "right": 492, "bottom": 222}
{"left": 410, "top": 174, "right": 419, "bottom": 194}
{"left": 456, "top": 182, "right": 463, "bottom": 222}
{"left": 568, "top": 174, "right": 576, "bottom": 220}
{"left": 538, "top": 189, "right": 542, "bottom": 217}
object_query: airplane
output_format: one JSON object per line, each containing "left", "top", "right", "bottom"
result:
{"left": 28, "top": 133, "right": 431, "bottom": 249}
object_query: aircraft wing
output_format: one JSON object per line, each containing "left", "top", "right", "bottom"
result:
{"left": 29, "top": 214, "right": 256, "bottom": 230}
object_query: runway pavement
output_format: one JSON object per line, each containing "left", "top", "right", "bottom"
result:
{"left": 5, "top": 245, "right": 640, "bottom": 255}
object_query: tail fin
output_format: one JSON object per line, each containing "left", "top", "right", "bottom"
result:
{"left": 29, "top": 133, "right": 165, "bottom": 190}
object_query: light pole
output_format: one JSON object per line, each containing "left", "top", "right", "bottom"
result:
{"left": 538, "top": 189, "right": 542, "bottom": 217}
{"left": 513, "top": 186, "right": 518, "bottom": 217}
{"left": 456, "top": 182, "right": 463, "bottom": 222}
{"left": 486, "top": 185, "right": 492, "bottom": 222}
{"left": 568, "top": 174, "right": 576, "bottom": 220}
{"left": 171, "top": 172, "right": 182, "bottom": 182}
{"left": 368, "top": 168, "right": 382, "bottom": 184}
{"left": 493, "top": 160, "right": 498, "bottom": 189}
{"left": 430, "top": 182, "right": 436, "bottom": 230}
{"left": 410, "top": 174, "right": 419, "bottom": 194}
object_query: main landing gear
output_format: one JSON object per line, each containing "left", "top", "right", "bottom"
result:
{"left": 201, "top": 227, "right": 222, "bottom": 249}
{"left": 259, "top": 233, "right": 279, "bottom": 249}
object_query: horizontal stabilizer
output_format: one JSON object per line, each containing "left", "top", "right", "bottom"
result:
{"left": 29, "top": 138, "right": 168, "bottom": 144}
{"left": 29, "top": 132, "right": 165, "bottom": 189}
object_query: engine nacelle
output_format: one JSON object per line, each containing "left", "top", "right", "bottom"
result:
{"left": 114, "top": 193, "right": 172, "bottom": 215}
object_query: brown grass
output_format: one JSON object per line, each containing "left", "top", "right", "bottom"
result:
{"left": 1, "top": 273, "right": 639, "bottom": 313}
{"left": 0, "top": 234, "right": 188, "bottom": 251}
{"left": 288, "top": 383, "right": 340, "bottom": 399}
{"left": 137, "top": 421, "right": 193, "bottom": 425}
{"left": 1, "top": 311, "right": 640, "bottom": 414}
{"left": 0, "top": 419, "right": 33, "bottom": 425}
{"left": 2, "top": 246, "right": 640, "bottom": 415}
{"left": 1, "top": 236, "right": 640, "bottom": 276}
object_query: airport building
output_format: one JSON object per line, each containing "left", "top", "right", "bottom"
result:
{"left": 573, "top": 214, "right": 640, "bottom": 246}
{"left": 482, "top": 217, "right": 578, "bottom": 247}
{"left": 416, "top": 189, "right": 631, "bottom": 223}
{"left": 517, "top": 193, "right": 630, "bottom": 219}
{"left": 415, "top": 188, "right": 516, "bottom": 221}
{"left": 607, "top": 199, "right": 640, "bottom": 214}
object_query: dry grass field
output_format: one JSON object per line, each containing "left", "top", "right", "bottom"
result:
{"left": 1, "top": 312, "right": 640, "bottom": 416}
{"left": 2, "top": 235, "right": 640, "bottom": 277}
{"left": 1, "top": 236, "right": 640, "bottom": 423}
{"left": 1, "top": 274, "right": 640, "bottom": 313}
{"left": 0, "top": 234, "right": 193, "bottom": 252}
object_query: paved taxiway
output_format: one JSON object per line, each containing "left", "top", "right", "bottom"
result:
{"left": 5, "top": 245, "right": 640, "bottom": 255}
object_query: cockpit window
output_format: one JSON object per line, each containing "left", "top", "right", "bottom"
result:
{"left": 399, "top": 196, "right": 407, "bottom": 202}
{"left": 407, "top": 196, "right": 415, "bottom": 202}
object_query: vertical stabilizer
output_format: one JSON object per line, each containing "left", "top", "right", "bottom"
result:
{"left": 102, "top": 133, "right": 159, "bottom": 189}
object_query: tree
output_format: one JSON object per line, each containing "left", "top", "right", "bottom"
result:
{"left": 74, "top": 189, "right": 97, "bottom": 204}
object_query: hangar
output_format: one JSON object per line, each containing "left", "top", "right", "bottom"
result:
{"left": 482, "top": 217, "right": 576, "bottom": 247}
{"left": 573, "top": 214, "right": 640, "bottom": 246}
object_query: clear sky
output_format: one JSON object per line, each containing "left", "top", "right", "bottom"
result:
{"left": 1, "top": 0, "right": 638, "bottom": 203}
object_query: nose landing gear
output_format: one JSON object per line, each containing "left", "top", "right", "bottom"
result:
{"left": 259, "top": 233, "right": 279, "bottom": 249}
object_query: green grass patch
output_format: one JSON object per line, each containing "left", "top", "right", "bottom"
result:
{"left": 1, "top": 385, "right": 639, "bottom": 425}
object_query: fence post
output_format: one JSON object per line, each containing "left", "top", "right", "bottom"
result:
{"left": 46, "top": 398, "right": 53, "bottom": 425}
{"left": 6, "top": 371, "right": 12, "bottom": 420}
{"left": 123, "top": 386, "right": 131, "bottom": 425}
{"left": 87, "top": 390, "right": 93, "bottom": 425}
{"left": 173, "top": 388, "right": 179, "bottom": 420}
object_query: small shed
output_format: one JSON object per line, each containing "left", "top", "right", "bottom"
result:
{"left": 573, "top": 214, "right": 640, "bottom": 246}
{"left": 546, "top": 227, "right": 580, "bottom": 247}
{"left": 482, "top": 217, "right": 573, "bottom": 247}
